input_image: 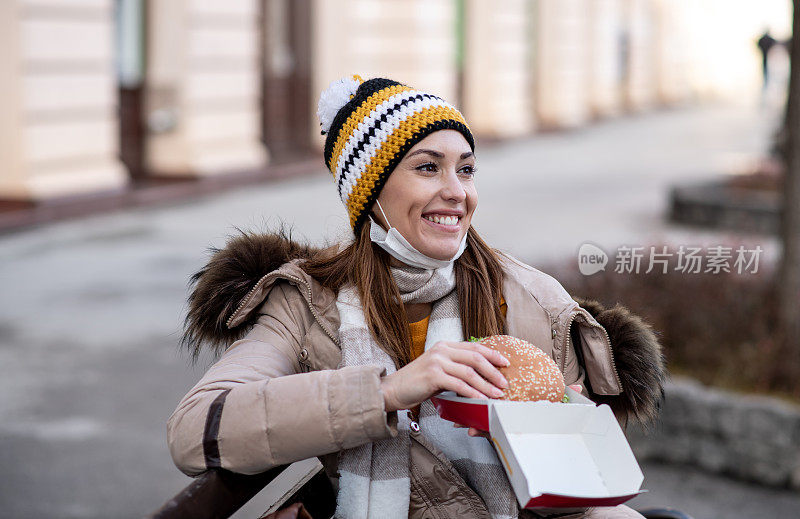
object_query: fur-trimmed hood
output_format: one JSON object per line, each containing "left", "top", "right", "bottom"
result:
{"left": 571, "top": 297, "right": 665, "bottom": 425}
{"left": 182, "top": 231, "right": 665, "bottom": 425}
{"left": 182, "top": 229, "right": 318, "bottom": 360}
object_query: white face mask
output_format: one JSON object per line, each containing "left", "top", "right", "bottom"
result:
{"left": 369, "top": 200, "right": 468, "bottom": 270}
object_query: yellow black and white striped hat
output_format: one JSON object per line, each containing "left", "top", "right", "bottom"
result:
{"left": 317, "top": 75, "right": 475, "bottom": 232}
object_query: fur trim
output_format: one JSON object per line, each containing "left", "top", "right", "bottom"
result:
{"left": 181, "top": 228, "right": 317, "bottom": 361}
{"left": 573, "top": 297, "right": 666, "bottom": 426}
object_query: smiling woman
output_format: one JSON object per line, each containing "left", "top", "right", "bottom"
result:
{"left": 372, "top": 131, "right": 478, "bottom": 262}
{"left": 168, "top": 76, "right": 665, "bottom": 519}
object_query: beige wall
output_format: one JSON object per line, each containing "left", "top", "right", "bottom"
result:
{"left": 587, "top": 0, "right": 624, "bottom": 118}
{"left": 311, "top": 0, "right": 458, "bottom": 147}
{"left": 2, "top": 0, "right": 792, "bottom": 202}
{"left": 313, "top": 0, "right": 536, "bottom": 140}
{"left": 462, "top": 0, "right": 535, "bottom": 138}
{"left": 652, "top": 0, "right": 692, "bottom": 104}
{"left": 317, "top": 0, "right": 456, "bottom": 96}
{"left": 534, "top": 0, "right": 592, "bottom": 129}
{"left": 145, "top": 0, "right": 266, "bottom": 176}
{"left": 622, "top": 0, "right": 657, "bottom": 111}
{"left": 0, "top": 0, "right": 127, "bottom": 200}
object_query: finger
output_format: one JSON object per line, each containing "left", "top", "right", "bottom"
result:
{"left": 439, "top": 373, "right": 489, "bottom": 400}
{"left": 454, "top": 341, "right": 510, "bottom": 367}
{"left": 468, "top": 427, "right": 491, "bottom": 438}
{"left": 442, "top": 361, "right": 505, "bottom": 399}
{"left": 443, "top": 361, "right": 504, "bottom": 398}
{"left": 448, "top": 348, "right": 509, "bottom": 390}
{"left": 568, "top": 384, "right": 582, "bottom": 393}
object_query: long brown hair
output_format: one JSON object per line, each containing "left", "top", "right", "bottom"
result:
{"left": 302, "top": 223, "right": 506, "bottom": 368}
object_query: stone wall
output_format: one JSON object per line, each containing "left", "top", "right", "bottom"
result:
{"left": 626, "top": 377, "right": 800, "bottom": 489}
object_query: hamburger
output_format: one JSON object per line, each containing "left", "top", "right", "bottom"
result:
{"left": 473, "top": 335, "right": 567, "bottom": 403}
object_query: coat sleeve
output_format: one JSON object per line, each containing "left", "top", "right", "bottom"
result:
{"left": 166, "top": 283, "right": 399, "bottom": 476}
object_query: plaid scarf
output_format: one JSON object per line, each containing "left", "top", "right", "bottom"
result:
{"left": 334, "top": 262, "right": 518, "bottom": 518}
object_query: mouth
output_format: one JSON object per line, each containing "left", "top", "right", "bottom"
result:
{"left": 422, "top": 212, "right": 463, "bottom": 231}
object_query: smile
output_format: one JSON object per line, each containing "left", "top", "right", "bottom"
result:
{"left": 422, "top": 214, "right": 460, "bottom": 226}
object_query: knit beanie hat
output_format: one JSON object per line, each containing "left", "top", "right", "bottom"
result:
{"left": 317, "top": 75, "right": 475, "bottom": 232}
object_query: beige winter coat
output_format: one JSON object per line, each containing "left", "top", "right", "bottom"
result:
{"left": 168, "top": 233, "right": 664, "bottom": 518}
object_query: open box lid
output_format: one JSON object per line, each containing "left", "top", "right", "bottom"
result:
{"left": 430, "top": 388, "right": 645, "bottom": 509}
{"left": 488, "top": 399, "right": 645, "bottom": 509}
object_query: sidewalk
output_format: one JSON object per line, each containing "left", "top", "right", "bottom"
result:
{"left": 0, "top": 100, "right": 791, "bottom": 518}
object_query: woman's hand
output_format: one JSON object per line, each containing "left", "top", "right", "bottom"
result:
{"left": 380, "top": 340, "right": 510, "bottom": 413}
{"left": 453, "top": 384, "right": 584, "bottom": 439}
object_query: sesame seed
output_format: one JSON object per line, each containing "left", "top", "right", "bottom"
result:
{"left": 482, "top": 335, "right": 565, "bottom": 402}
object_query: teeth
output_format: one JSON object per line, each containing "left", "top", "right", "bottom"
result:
{"left": 424, "top": 215, "right": 459, "bottom": 225}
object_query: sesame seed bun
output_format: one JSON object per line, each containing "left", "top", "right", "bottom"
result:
{"left": 480, "top": 335, "right": 566, "bottom": 402}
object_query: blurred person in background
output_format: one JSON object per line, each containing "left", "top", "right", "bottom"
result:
{"left": 757, "top": 28, "right": 778, "bottom": 91}
{"left": 166, "top": 76, "right": 665, "bottom": 519}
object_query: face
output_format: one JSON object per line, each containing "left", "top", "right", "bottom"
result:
{"left": 371, "top": 130, "right": 478, "bottom": 261}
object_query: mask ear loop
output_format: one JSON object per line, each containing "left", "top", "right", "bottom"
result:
{"left": 375, "top": 199, "right": 393, "bottom": 229}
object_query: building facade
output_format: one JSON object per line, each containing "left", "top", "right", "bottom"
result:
{"left": 0, "top": 0, "right": 790, "bottom": 203}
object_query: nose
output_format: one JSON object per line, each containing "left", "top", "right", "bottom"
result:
{"left": 440, "top": 168, "right": 467, "bottom": 203}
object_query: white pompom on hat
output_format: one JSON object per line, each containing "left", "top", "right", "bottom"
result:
{"left": 316, "top": 74, "right": 364, "bottom": 134}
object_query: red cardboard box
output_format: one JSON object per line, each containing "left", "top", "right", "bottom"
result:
{"left": 431, "top": 388, "right": 645, "bottom": 509}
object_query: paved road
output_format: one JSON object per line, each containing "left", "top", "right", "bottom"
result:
{"left": 634, "top": 461, "right": 800, "bottom": 519}
{"left": 1, "top": 99, "right": 796, "bottom": 518}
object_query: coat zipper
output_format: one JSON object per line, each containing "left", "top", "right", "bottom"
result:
{"left": 225, "top": 272, "right": 275, "bottom": 328}
{"left": 282, "top": 273, "right": 340, "bottom": 346}
{"left": 561, "top": 313, "right": 576, "bottom": 374}
{"left": 596, "top": 317, "right": 623, "bottom": 390}
{"left": 225, "top": 272, "right": 340, "bottom": 346}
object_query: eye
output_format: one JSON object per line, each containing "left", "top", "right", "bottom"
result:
{"left": 415, "top": 162, "right": 438, "bottom": 173}
{"left": 459, "top": 164, "right": 477, "bottom": 177}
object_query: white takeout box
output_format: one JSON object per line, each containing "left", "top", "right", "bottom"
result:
{"left": 430, "top": 387, "right": 645, "bottom": 509}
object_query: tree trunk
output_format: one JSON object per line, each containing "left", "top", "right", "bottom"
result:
{"left": 776, "top": 0, "right": 800, "bottom": 392}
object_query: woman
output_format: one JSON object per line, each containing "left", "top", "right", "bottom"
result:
{"left": 169, "top": 76, "right": 665, "bottom": 519}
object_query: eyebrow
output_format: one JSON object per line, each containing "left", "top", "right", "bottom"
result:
{"left": 406, "top": 149, "right": 474, "bottom": 160}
